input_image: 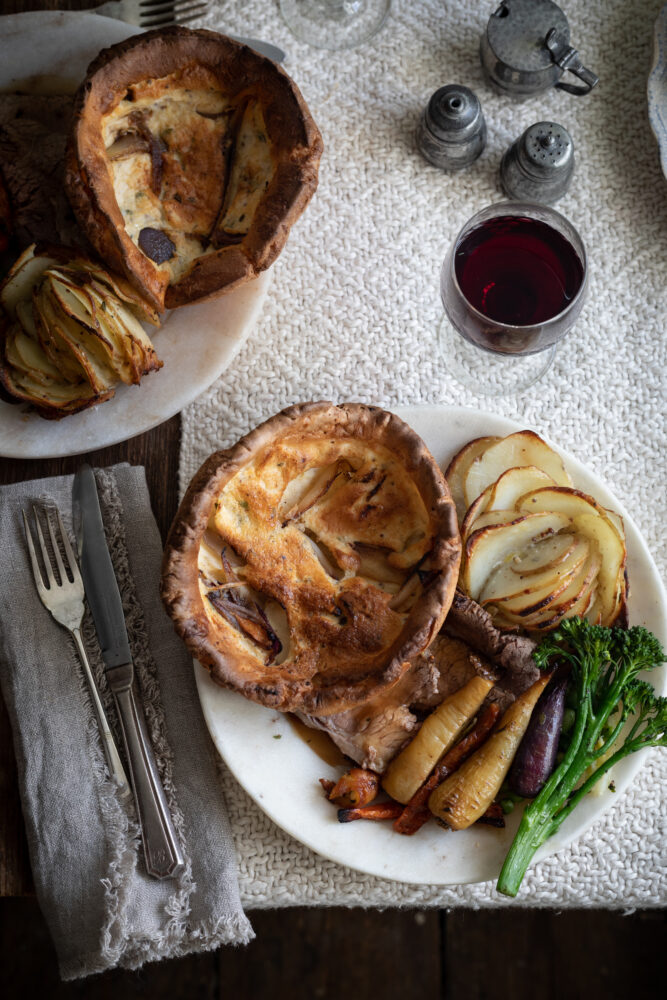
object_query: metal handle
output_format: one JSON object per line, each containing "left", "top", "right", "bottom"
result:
{"left": 71, "top": 627, "right": 131, "bottom": 798}
{"left": 112, "top": 676, "right": 184, "bottom": 879}
{"left": 546, "top": 28, "right": 599, "bottom": 97}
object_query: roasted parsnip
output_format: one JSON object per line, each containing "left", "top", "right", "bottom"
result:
{"left": 382, "top": 674, "right": 495, "bottom": 805}
{"left": 428, "top": 672, "right": 552, "bottom": 830}
{"left": 393, "top": 702, "right": 501, "bottom": 836}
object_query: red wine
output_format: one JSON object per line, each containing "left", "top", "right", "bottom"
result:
{"left": 455, "top": 216, "right": 584, "bottom": 327}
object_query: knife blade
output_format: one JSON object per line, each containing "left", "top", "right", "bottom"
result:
{"left": 73, "top": 464, "right": 184, "bottom": 879}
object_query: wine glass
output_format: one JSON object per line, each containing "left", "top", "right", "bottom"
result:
{"left": 279, "top": 0, "right": 392, "bottom": 51}
{"left": 439, "top": 202, "right": 588, "bottom": 396}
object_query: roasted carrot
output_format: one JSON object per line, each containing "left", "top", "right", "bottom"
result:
{"left": 319, "top": 778, "right": 336, "bottom": 796}
{"left": 428, "top": 672, "right": 552, "bottom": 830}
{"left": 337, "top": 802, "right": 403, "bottom": 823}
{"left": 326, "top": 768, "right": 380, "bottom": 808}
{"left": 475, "top": 802, "right": 505, "bottom": 828}
{"left": 393, "top": 702, "right": 501, "bottom": 836}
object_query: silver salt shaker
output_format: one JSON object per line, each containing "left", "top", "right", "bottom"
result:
{"left": 416, "top": 85, "right": 486, "bottom": 171}
{"left": 500, "top": 121, "right": 575, "bottom": 204}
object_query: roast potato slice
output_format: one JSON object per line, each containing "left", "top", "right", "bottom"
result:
{"left": 0, "top": 353, "right": 111, "bottom": 416}
{"left": 463, "top": 431, "right": 573, "bottom": 509}
{"left": 445, "top": 435, "right": 501, "bottom": 524}
{"left": 571, "top": 513, "right": 625, "bottom": 625}
{"left": 497, "top": 547, "right": 601, "bottom": 628}
{"left": 509, "top": 532, "right": 579, "bottom": 577}
{"left": 5, "top": 324, "right": 63, "bottom": 386}
{"left": 0, "top": 245, "right": 67, "bottom": 319}
{"left": 497, "top": 544, "right": 597, "bottom": 618}
{"left": 44, "top": 278, "right": 118, "bottom": 387}
{"left": 462, "top": 511, "right": 572, "bottom": 601}
{"left": 517, "top": 487, "right": 625, "bottom": 546}
{"left": 461, "top": 467, "right": 556, "bottom": 542}
{"left": 487, "top": 465, "right": 557, "bottom": 512}
{"left": 33, "top": 290, "right": 90, "bottom": 383}
{"left": 462, "top": 509, "right": 526, "bottom": 537}
{"left": 480, "top": 534, "right": 589, "bottom": 605}
{"left": 40, "top": 284, "right": 116, "bottom": 394}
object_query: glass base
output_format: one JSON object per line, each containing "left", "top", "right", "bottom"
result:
{"left": 438, "top": 315, "right": 557, "bottom": 397}
{"left": 279, "top": 0, "right": 391, "bottom": 50}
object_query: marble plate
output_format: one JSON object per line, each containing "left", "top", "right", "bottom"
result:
{"left": 195, "top": 405, "right": 667, "bottom": 887}
{"left": 0, "top": 12, "right": 270, "bottom": 458}
{"left": 648, "top": 3, "right": 667, "bottom": 179}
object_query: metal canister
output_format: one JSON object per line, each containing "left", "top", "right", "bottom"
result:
{"left": 480, "top": 0, "right": 598, "bottom": 100}
{"left": 500, "top": 121, "right": 575, "bottom": 203}
{"left": 415, "top": 85, "right": 486, "bottom": 171}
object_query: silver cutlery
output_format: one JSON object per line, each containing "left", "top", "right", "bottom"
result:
{"left": 86, "top": 0, "right": 287, "bottom": 62}
{"left": 22, "top": 504, "right": 131, "bottom": 798}
{"left": 73, "top": 465, "right": 184, "bottom": 880}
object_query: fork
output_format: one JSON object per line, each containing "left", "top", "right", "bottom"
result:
{"left": 87, "top": 0, "right": 287, "bottom": 62}
{"left": 23, "top": 505, "right": 130, "bottom": 798}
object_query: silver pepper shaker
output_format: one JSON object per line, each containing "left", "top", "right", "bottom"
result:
{"left": 500, "top": 121, "right": 575, "bottom": 203}
{"left": 415, "top": 85, "right": 486, "bottom": 171}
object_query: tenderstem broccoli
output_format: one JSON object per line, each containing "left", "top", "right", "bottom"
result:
{"left": 496, "top": 618, "right": 666, "bottom": 897}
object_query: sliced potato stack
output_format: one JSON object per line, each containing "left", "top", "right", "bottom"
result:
{"left": 446, "top": 431, "right": 627, "bottom": 630}
{"left": 0, "top": 244, "right": 162, "bottom": 418}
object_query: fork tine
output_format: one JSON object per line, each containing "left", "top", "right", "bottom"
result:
{"left": 140, "top": 14, "right": 176, "bottom": 26}
{"left": 141, "top": 6, "right": 207, "bottom": 26}
{"left": 22, "top": 509, "right": 48, "bottom": 593}
{"left": 138, "top": 1, "right": 175, "bottom": 13}
{"left": 55, "top": 508, "right": 81, "bottom": 585}
{"left": 32, "top": 506, "right": 55, "bottom": 590}
{"left": 46, "top": 509, "right": 69, "bottom": 585}
{"left": 174, "top": 7, "right": 209, "bottom": 23}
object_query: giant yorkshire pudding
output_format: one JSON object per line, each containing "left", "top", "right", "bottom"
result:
{"left": 161, "top": 402, "right": 462, "bottom": 715}
{"left": 65, "top": 27, "right": 322, "bottom": 312}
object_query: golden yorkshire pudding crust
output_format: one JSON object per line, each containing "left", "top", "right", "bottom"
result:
{"left": 64, "top": 27, "right": 323, "bottom": 312}
{"left": 161, "top": 402, "right": 462, "bottom": 715}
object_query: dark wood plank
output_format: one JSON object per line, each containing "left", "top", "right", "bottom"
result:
{"left": 444, "top": 909, "right": 667, "bottom": 1000}
{"left": 0, "top": 414, "right": 181, "bottom": 897}
{"left": 0, "top": 896, "right": 219, "bottom": 998}
{"left": 218, "top": 908, "right": 441, "bottom": 998}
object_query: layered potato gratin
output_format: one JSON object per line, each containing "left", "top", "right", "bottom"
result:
{"left": 161, "top": 402, "right": 462, "bottom": 715}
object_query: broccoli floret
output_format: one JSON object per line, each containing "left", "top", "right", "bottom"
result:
{"left": 496, "top": 619, "right": 666, "bottom": 898}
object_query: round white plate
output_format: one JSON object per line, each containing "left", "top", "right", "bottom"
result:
{"left": 0, "top": 12, "right": 270, "bottom": 458}
{"left": 648, "top": 3, "right": 667, "bottom": 180}
{"left": 195, "top": 405, "right": 667, "bottom": 886}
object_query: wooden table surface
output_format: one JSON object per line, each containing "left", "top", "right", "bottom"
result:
{"left": 0, "top": 2, "right": 664, "bottom": 996}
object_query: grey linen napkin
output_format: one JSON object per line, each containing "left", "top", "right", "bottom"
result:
{"left": 0, "top": 464, "right": 253, "bottom": 980}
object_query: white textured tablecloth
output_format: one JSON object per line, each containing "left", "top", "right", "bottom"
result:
{"left": 181, "top": 0, "right": 667, "bottom": 908}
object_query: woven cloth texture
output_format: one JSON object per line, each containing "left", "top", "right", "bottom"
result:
{"left": 181, "top": 0, "right": 667, "bottom": 908}
{"left": 0, "top": 469, "right": 252, "bottom": 978}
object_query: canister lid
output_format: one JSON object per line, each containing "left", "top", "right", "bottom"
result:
{"left": 486, "top": 0, "right": 570, "bottom": 72}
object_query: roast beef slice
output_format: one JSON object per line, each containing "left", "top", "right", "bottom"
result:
{"left": 303, "top": 593, "right": 540, "bottom": 774}
{"left": 0, "top": 94, "right": 86, "bottom": 253}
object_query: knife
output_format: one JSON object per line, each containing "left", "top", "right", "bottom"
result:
{"left": 73, "top": 464, "right": 184, "bottom": 880}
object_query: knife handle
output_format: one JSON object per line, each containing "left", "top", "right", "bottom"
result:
{"left": 113, "top": 683, "right": 185, "bottom": 879}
